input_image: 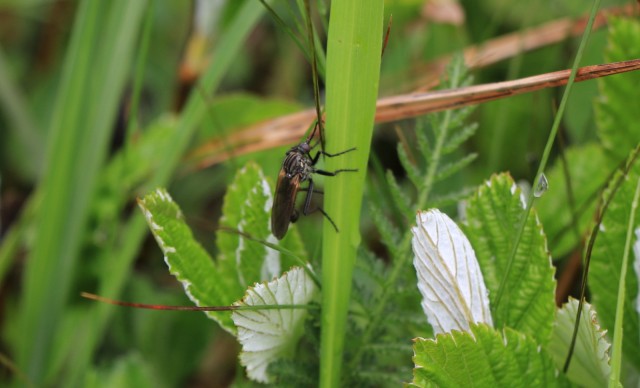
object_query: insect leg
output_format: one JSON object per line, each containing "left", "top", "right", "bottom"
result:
{"left": 299, "top": 187, "right": 324, "bottom": 194}
{"left": 321, "top": 147, "right": 357, "bottom": 158}
{"left": 302, "top": 178, "right": 339, "bottom": 232}
{"left": 310, "top": 147, "right": 357, "bottom": 164}
{"left": 314, "top": 168, "right": 358, "bottom": 177}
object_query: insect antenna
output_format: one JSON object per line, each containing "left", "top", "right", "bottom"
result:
{"left": 304, "top": 0, "right": 325, "bottom": 150}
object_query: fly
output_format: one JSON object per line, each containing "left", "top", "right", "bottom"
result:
{"left": 271, "top": 131, "right": 356, "bottom": 239}
{"left": 270, "top": 0, "right": 357, "bottom": 240}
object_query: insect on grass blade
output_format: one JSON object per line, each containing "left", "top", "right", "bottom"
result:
{"left": 270, "top": 0, "right": 358, "bottom": 240}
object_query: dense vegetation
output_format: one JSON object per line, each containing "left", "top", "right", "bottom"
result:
{"left": 1, "top": 0, "right": 639, "bottom": 386}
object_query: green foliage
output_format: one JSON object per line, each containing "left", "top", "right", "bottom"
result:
{"left": 4, "top": 0, "right": 640, "bottom": 386}
{"left": 16, "top": 2, "right": 148, "bottom": 384}
{"left": 196, "top": 93, "right": 301, "bottom": 142}
{"left": 536, "top": 143, "right": 610, "bottom": 257}
{"left": 588, "top": 152, "right": 640, "bottom": 370}
{"left": 137, "top": 163, "right": 306, "bottom": 334}
{"left": 413, "top": 324, "right": 570, "bottom": 387}
{"left": 138, "top": 187, "right": 238, "bottom": 333}
{"left": 84, "top": 353, "right": 160, "bottom": 388}
{"left": 595, "top": 17, "right": 640, "bottom": 163}
{"left": 463, "top": 173, "right": 556, "bottom": 345}
{"left": 547, "top": 299, "right": 610, "bottom": 387}
{"left": 339, "top": 55, "right": 480, "bottom": 384}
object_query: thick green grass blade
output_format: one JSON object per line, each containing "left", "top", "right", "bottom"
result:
{"left": 320, "top": 1, "right": 384, "bottom": 386}
{"left": 16, "top": 1, "right": 147, "bottom": 383}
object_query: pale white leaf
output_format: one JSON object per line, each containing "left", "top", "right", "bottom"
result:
{"left": 412, "top": 209, "right": 493, "bottom": 334}
{"left": 232, "top": 267, "right": 317, "bottom": 383}
{"left": 547, "top": 298, "right": 610, "bottom": 387}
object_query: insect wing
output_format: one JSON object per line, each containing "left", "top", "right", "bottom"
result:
{"left": 271, "top": 169, "right": 301, "bottom": 239}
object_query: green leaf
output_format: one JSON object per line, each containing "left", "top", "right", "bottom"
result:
{"left": 233, "top": 267, "right": 318, "bottom": 384}
{"left": 589, "top": 153, "right": 640, "bottom": 371}
{"left": 83, "top": 353, "right": 160, "bottom": 388}
{"left": 138, "top": 188, "right": 238, "bottom": 333}
{"left": 320, "top": 0, "right": 384, "bottom": 386}
{"left": 536, "top": 143, "right": 610, "bottom": 258}
{"left": 217, "top": 162, "right": 305, "bottom": 288}
{"left": 385, "top": 170, "right": 412, "bottom": 218}
{"left": 595, "top": 17, "right": 640, "bottom": 163}
{"left": 433, "top": 153, "right": 477, "bottom": 182}
{"left": 413, "top": 324, "right": 570, "bottom": 387}
{"left": 195, "top": 92, "right": 301, "bottom": 141}
{"left": 137, "top": 162, "right": 305, "bottom": 334}
{"left": 547, "top": 298, "right": 610, "bottom": 388}
{"left": 463, "top": 173, "right": 556, "bottom": 345}
{"left": 94, "top": 117, "right": 178, "bottom": 226}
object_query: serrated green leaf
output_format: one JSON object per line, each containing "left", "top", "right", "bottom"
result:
{"left": 217, "top": 162, "right": 287, "bottom": 288}
{"left": 595, "top": 17, "right": 640, "bottom": 163}
{"left": 547, "top": 298, "right": 610, "bottom": 388}
{"left": 138, "top": 188, "right": 239, "bottom": 333}
{"left": 413, "top": 324, "right": 570, "bottom": 387}
{"left": 412, "top": 210, "right": 493, "bottom": 334}
{"left": 219, "top": 162, "right": 306, "bottom": 288}
{"left": 463, "top": 173, "right": 556, "bottom": 345}
{"left": 536, "top": 143, "right": 610, "bottom": 258}
{"left": 233, "top": 267, "right": 317, "bottom": 384}
{"left": 137, "top": 163, "right": 306, "bottom": 335}
{"left": 589, "top": 153, "right": 640, "bottom": 370}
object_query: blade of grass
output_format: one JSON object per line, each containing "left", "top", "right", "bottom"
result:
{"left": 493, "top": 0, "right": 602, "bottom": 309}
{"left": 608, "top": 177, "right": 640, "bottom": 386}
{"left": 321, "top": 1, "right": 384, "bottom": 386}
{"left": 16, "top": 1, "right": 147, "bottom": 384}
{"left": 0, "top": 47, "right": 42, "bottom": 179}
{"left": 64, "top": 3, "right": 268, "bottom": 386}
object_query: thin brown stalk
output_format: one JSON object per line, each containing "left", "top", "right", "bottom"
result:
{"left": 409, "top": 3, "right": 637, "bottom": 91}
{"left": 188, "top": 58, "right": 640, "bottom": 169}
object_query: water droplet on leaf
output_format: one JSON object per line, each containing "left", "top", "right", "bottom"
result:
{"left": 533, "top": 173, "right": 549, "bottom": 198}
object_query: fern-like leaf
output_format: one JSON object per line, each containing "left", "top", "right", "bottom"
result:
{"left": 443, "top": 122, "right": 479, "bottom": 154}
{"left": 369, "top": 204, "right": 402, "bottom": 258}
{"left": 434, "top": 153, "right": 477, "bottom": 182}
{"left": 397, "top": 142, "right": 422, "bottom": 190}
{"left": 385, "top": 170, "right": 413, "bottom": 217}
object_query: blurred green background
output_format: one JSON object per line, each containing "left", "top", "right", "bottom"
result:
{"left": 0, "top": 0, "right": 632, "bottom": 386}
